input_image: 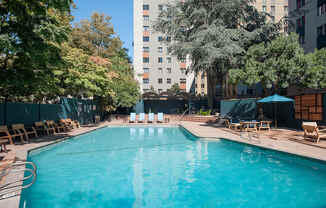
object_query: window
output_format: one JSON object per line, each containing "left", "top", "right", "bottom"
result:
{"left": 143, "top": 26, "right": 149, "bottom": 31}
{"left": 166, "top": 36, "right": 171, "bottom": 42}
{"left": 143, "top": 79, "right": 149, "bottom": 84}
{"left": 271, "top": 16, "right": 275, "bottom": 23}
{"left": 143, "top": 47, "right": 150, "bottom": 52}
{"left": 143, "top": 57, "right": 149, "bottom": 63}
{"left": 158, "top": 5, "right": 163, "bottom": 11}
{"left": 297, "top": 0, "right": 305, "bottom": 9}
{"left": 271, "top": 6, "right": 275, "bottom": 15}
{"left": 262, "top": 6, "right": 266, "bottom": 12}
{"left": 167, "top": 57, "right": 172, "bottom": 63}
{"left": 167, "top": 78, "right": 171, "bottom": 84}
{"left": 167, "top": 68, "right": 172, "bottom": 73}
{"left": 143, "top": 68, "right": 149, "bottom": 73}
{"left": 180, "top": 78, "right": 186, "bottom": 84}
{"left": 317, "top": 26, "right": 323, "bottom": 36}
{"left": 143, "top": 4, "right": 149, "bottom": 10}
{"left": 158, "top": 57, "right": 163, "bottom": 63}
{"left": 158, "top": 47, "right": 163, "bottom": 53}
{"left": 262, "top": 0, "right": 266, "bottom": 4}
{"left": 158, "top": 36, "right": 163, "bottom": 42}
{"left": 158, "top": 68, "right": 163, "bottom": 73}
{"left": 143, "top": 15, "right": 149, "bottom": 21}
{"left": 201, "top": 84, "right": 205, "bottom": 89}
{"left": 158, "top": 78, "right": 163, "bottom": 84}
{"left": 284, "top": 6, "right": 288, "bottom": 14}
{"left": 318, "top": 2, "right": 326, "bottom": 16}
{"left": 180, "top": 68, "right": 186, "bottom": 74}
{"left": 167, "top": 47, "right": 171, "bottom": 54}
{"left": 143, "top": 36, "right": 150, "bottom": 42}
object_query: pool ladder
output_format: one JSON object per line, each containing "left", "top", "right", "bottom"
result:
{"left": 0, "top": 160, "right": 37, "bottom": 200}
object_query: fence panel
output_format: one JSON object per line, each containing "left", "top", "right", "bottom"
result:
{"left": 0, "top": 103, "right": 4, "bottom": 125}
{"left": 220, "top": 98, "right": 257, "bottom": 120}
{"left": 6, "top": 103, "right": 39, "bottom": 126}
{"left": 40, "top": 104, "right": 67, "bottom": 122}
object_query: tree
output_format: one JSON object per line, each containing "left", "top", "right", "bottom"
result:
{"left": 0, "top": 0, "right": 73, "bottom": 101}
{"left": 229, "top": 33, "right": 309, "bottom": 94}
{"left": 167, "top": 83, "right": 182, "bottom": 96}
{"left": 154, "top": 0, "right": 280, "bottom": 109}
{"left": 70, "top": 12, "right": 123, "bottom": 59}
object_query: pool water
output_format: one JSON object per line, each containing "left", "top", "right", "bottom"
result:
{"left": 20, "top": 127, "right": 326, "bottom": 208}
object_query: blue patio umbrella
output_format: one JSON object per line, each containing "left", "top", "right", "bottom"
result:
{"left": 257, "top": 94, "right": 294, "bottom": 128}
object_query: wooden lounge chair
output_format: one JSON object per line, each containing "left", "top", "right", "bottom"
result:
{"left": 226, "top": 119, "right": 241, "bottom": 131}
{"left": 34, "top": 122, "right": 55, "bottom": 136}
{"left": 46, "top": 121, "right": 65, "bottom": 133}
{"left": 59, "top": 119, "right": 73, "bottom": 130}
{"left": 259, "top": 121, "right": 272, "bottom": 131}
{"left": 12, "top": 124, "right": 38, "bottom": 140}
{"left": 157, "top": 113, "right": 164, "bottom": 123}
{"left": 0, "top": 126, "right": 24, "bottom": 144}
{"left": 302, "top": 122, "right": 326, "bottom": 143}
{"left": 148, "top": 113, "right": 155, "bottom": 123}
{"left": 0, "top": 139, "right": 7, "bottom": 152}
{"left": 66, "top": 119, "right": 80, "bottom": 129}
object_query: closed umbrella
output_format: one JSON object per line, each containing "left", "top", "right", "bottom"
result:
{"left": 257, "top": 94, "right": 294, "bottom": 128}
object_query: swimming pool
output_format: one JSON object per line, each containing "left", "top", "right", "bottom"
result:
{"left": 20, "top": 126, "right": 326, "bottom": 208}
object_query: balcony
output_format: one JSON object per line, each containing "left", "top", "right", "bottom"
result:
{"left": 317, "top": 35, "right": 326, "bottom": 49}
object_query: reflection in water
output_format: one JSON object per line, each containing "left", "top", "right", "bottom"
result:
{"left": 240, "top": 146, "right": 261, "bottom": 164}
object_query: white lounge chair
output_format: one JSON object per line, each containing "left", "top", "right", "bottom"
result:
{"left": 138, "top": 113, "right": 145, "bottom": 123}
{"left": 148, "top": 113, "right": 154, "bottom": 123}
{"left": 157, "top": 113, "right": 164, "bottom": 123}
{"left": 129, "top": 113, "right": 136, "bottom": 123}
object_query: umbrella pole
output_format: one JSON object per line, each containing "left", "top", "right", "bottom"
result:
{"left": 274, "top": 103, "right": 277, "bottom": 128}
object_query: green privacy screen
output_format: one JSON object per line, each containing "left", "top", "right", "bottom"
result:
{"left": 220, "top": 98, "right": 258, "bottom": 120}
{"left": 0, "top": 98, "right": 99, "bottom": 126}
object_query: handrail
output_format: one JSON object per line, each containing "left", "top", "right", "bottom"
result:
{"left": 0, "top": 161, "right": 37, "bottom": 200}
{"left": 178, "top": 108, "right": 190, "bottom": 123}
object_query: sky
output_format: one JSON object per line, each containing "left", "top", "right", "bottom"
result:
{"left": 72, "top": 0, "right": 134, "bottom": 58}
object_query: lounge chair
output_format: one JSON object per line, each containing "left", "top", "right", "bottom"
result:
{"left": 302, "top": 122, "right": 326, "bottom": 143}
{"left": 46, "top": 121, "right": 66, "bottom": 133}
{"left": 0, "top": 139, "right": 7, "bottom": 152}
{"left": 59, "top": 119, "right": 73, "bottom": 130}
{"left": 129, "top": 113, "right": 136, "bottom": 123}
{"left": 138, "top": 113, "right": 145, "bottom": 123}
{"left": 226, "top": 119, "right": 241, "bottom": 131}
{"left": 157, "top": 113, "right": 164, "bottom": 123}
{"left": 66, "top": 119, "right": 80, "bottom": 128}
{"left": 34, "top": 122, "right": 55, "bottom": 136}
{"left": 148, "top": 113, "right": 155, "bottom": 123}
{"left": 0, "top": 125, "right": 24, "bottom": 144}
{"left": 259, "top": 121, "right": 272, "bottom": 131}
{"left": 12, "top": 124, "right": 38, "bottom": 140}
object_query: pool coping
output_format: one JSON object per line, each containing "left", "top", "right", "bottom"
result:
{"left": 2, "top": 122, "right": 326, "bottom": 208}
{"left": 179, "top": 123, "right": 326, "bottom": 163}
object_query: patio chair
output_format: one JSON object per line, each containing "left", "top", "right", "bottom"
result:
{"left": 0, "top": 125, "right": 24, "bottom": 144}
{"left": 12, "top": 124, "right": 38, "bottom": 140}
{"left": 138, "top": 113, "right": 145, "bottom": 123}
{"left": 259, "top": 121, "right": 272, "bottom": 131}
{"left": 59, "top": 119, "right": 73, "bottom": 130}
{"left": 46, "top": 121, "right": 65, "bottom": 133}
{"left": 66, "top": 119, "right": 80, "bottom": 129}
{"left": 226, "top": 119, "right": 241, "bottom": 131}
{"left": 129, "top": 113, "right": 136, "bottom": 123}
{"left": 0, "top": 139, "right": 7, "bottom": 152}
{"left": 34, "top": 122, "right": 55, "bottom": 136}
{"left": 157, "top": 113, "right": 164, "bottom": 123}
{"left": 148, "top": 113, "right": 155, "bottom": 123}
{"left": 302, "top": 122, "right": 326, "bottom": 143}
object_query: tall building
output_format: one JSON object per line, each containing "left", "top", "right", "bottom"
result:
{"left": 289, "top": 0, "right": 326, "bottom": 52}
{"left": 133, "top": 0, "right": 193, "bottom": 94}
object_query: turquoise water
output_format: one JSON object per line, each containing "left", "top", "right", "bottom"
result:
{"left": 20, "top": 127, "right": 326, "bottom": 208}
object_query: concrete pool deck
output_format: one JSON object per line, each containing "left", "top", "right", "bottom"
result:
{"left": 1, "top": 120, "right": 326, "bottom": 207}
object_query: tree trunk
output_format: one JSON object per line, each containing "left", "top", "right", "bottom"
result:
{"left": 206, "top": 70, "right": 217, "bottom": 110}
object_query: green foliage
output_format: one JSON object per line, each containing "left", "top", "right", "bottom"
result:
{"left": 0, "top": 0, "right": 72, "bottom": 101}
{"left": 154, "top": 0, "right": 280, "bottom": 108}
{"left": 229, "top": 33, "right": 309, "bottom": 93}
{"left": 198, "top": 109, "right": 211, "bottom": 116}
{"left": 167, "top": 83, "right": 182, "bottom": 96}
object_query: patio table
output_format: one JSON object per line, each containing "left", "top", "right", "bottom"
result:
{"left": 240, "top": 121, "right": 259, "bottom": 132}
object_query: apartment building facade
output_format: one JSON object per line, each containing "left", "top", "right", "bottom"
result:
{"left": 289, "top": 0, "right": 326, "bottom": 52}
{"left": 133, "top": 0, "right": 192, "bottom": 94}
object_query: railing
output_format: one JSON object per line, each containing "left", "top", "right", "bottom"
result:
{"left": 178, "top": 108, "right": 190, "bottom": 123}
{"left": 0, "top": 160, "right": 37, "bottom": 200}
